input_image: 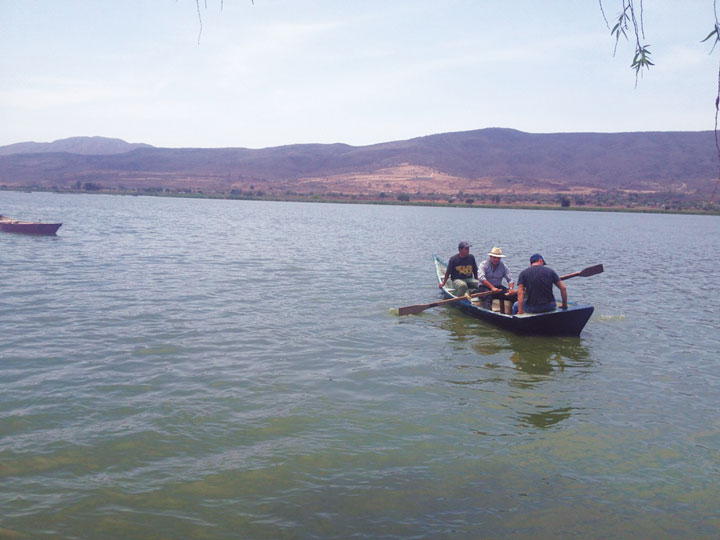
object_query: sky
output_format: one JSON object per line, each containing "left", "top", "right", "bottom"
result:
{"left": 1, "top": 0, "right": 719, "bottom": 149}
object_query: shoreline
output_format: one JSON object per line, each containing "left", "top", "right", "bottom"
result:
{"left": 3, "top": 186, "right": 719, "bottom": 216}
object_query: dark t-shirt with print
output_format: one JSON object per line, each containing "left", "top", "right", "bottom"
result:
{"left": 447, "top": 254, "right": 478, "bottom": 280}
{"left": 517, "top": 265, "right": 560, "bottom": 305}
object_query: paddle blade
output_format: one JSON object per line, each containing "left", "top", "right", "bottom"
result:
{"left": 578, "top": 264, "right": 604, "bottom": 277}
{"left": 398, "top": 303, "right": 433, "bottom": 316}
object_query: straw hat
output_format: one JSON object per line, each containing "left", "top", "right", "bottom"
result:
{"left": 488, "top": 246, "right": 506, "bottom": 258}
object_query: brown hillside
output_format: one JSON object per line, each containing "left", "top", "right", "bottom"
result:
{"left": 0, "top": 129, "right": 716, "bottom": 199}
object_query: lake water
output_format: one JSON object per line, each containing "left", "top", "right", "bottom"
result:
{"left": 1, "top": 191, "right": 719, "bottom": 539}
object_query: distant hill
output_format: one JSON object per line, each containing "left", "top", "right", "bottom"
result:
{"left": 0, "top": 136, "right": 153, "bottom": 156}
{"left": 0, "top": 129, "right": 716, "bottom": 204}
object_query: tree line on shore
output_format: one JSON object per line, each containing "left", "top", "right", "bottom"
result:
{"left": 3, "top": 182, "right": 718, "bottom": 214}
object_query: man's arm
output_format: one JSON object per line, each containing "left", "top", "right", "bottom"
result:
{"left": 504, "top": 264, "right": 514, "bottom": 290}
{"left": 440, "top": 257, "right": 455, "bottom": 288}
{"left": 439, "top": 269, "right": 450, "bottom": 288}
{"left": 478, "top": 261, "right": 496, "bottom": 290}
{"left": 556, "top": 280, "right": 568, "bottom": 308}
{"left": 481, "top": 279, "right": 499, "bottom": 291}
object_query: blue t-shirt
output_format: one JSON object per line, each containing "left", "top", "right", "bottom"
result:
{"left": 517, "top": 265, "right": 560, "bottom": 305}
{"left": 447, "top": 254, "right": 478, "bottom": 280}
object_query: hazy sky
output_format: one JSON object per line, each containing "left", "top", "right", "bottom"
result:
{"left": 1, "top": 0, "right": 718, "bottom": 148}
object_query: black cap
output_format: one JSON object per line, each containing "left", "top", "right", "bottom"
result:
{"left": 458, "top": 241, "right": 471, "bottom": 250}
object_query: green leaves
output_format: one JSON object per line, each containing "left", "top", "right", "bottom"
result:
{"left": 701, "top": 24, "right": 719, "bottom": 43}
{"left": 610, "top": 6, "right": 631, "bottom": 56}
{"left": 605, "top": 3, "right": 652, "bottom": 82}
{"left": 631, "top": 45, "right": 653, "bottom": 75}
{"left": 701, "top": 23, "right": 720, "bottom": 54}
{"left": 611, "top": 8, "right": 630, "bottom": 44}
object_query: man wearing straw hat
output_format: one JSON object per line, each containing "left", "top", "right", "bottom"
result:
{"left": 478, "top": 246, "right": 515, "bottom": 311}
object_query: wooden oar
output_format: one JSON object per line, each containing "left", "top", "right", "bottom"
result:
{"left": 397, "top": 263, "right": 603, "bottom": 316}
{"left": 559, "top": 263, "right": 604, "bottom": 280}
{"left": 398, "top": 290, "right": 496, "bottom": 316}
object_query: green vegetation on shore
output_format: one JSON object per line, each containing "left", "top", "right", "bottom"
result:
{"left": 2, "top": 185, "right": 719, "bottom": 216}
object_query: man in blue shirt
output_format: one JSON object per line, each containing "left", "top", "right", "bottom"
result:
{"left": 513, "top": 253, "right": 568, "bottom": 315}
{"left": 439, "top": 241, "right": 479, "bottom": 296}
{"left": 478, "top": 246, "right": 515, "bottom": 310}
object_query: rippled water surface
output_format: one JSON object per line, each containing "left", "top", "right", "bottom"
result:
{"left": 1, "top": 191, "right": 719, "bottom": 539}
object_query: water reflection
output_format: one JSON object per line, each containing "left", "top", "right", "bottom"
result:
{"left": 507, "top": 335, "right": 591, "bottom": 377}
{"left": 436, "top": 310, "right": 592, "bottom": 375}
{"left": 433, "top": 308, "right": 513, "bottom": 352}
{"left": 506, "top": 335, "right": 592, "bottom": 429}
{"left": 436, "top": 310, "right": 593, "bottom": 429}
{"left": 518, "top": 406, "right": 573, "bottom": 429}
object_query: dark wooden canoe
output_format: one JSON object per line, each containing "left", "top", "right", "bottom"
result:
{"left": 434, "top": 255, "right": 594, "bottom": 336}
{"left": 0, "top": 215, "right": 62, "bottom": 235}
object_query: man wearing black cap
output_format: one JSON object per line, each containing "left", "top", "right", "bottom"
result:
{"left": 439, "top": 241, "right": 479, "bottom": 296}
{"left": 513, "top": 253, "right": 567, "bottom": 315}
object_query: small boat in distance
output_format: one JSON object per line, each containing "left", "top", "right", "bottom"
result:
{"left": 432, "top": 255, "right": 595, "bottom": 336}
{"left": 0, "top": 215, "right": 62, "bottom": 235}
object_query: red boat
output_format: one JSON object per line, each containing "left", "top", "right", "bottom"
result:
{"left": 0, "top": 215, "right": 62, "bottom": 235}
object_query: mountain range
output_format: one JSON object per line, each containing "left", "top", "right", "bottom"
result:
{"left": 0, "top": 130, "right": 717, "bottom": 203}
{"left": 0, "top": 136, "right": 152, "bottom": 156}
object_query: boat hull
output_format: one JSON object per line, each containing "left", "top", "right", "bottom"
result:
{"left": 0, "top": 217, "right": 62, "bottom": 235}
{"left": 434, "top": 255, "right": 593, "bottom": 336}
